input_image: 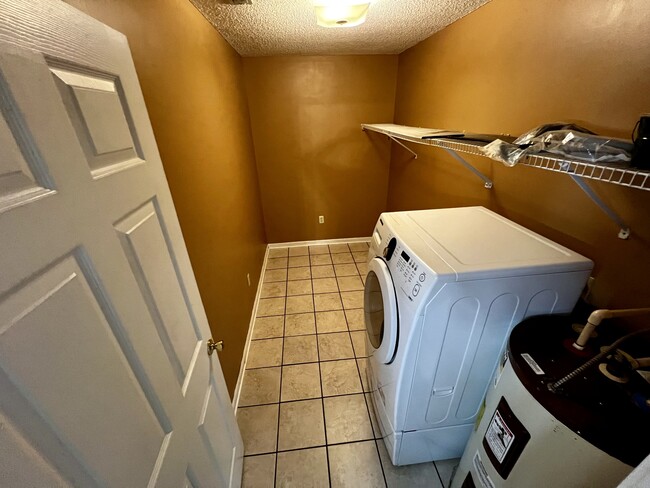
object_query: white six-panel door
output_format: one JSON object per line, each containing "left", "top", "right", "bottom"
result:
{"left": 0, "top": 1, "right": 243, "bottom": 486}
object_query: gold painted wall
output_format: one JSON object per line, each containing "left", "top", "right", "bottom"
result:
{"left": 65, "top": 0, "right": 267, "bottom": 395}
{"left": 390, "top": 0, "right": 650, "bottom": 309}
{"left": 243, "top": 55, "right": 398, "bottom": 243}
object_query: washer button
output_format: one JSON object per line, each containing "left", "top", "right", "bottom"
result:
{"left": 412, "top": 283, "right": 421, "bottom": 296}
{"left": 419, "top": 273, "right": 426, "bottom": 282}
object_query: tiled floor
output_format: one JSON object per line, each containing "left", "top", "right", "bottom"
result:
{"left": 237, "top": 241, "right": 459, "bottom": 487}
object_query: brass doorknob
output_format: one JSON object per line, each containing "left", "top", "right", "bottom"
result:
{"left": 207, "top": 338, "right": 223, "bottom": 356}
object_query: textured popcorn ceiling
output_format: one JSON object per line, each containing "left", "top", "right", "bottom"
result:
{"left": 189, "top": 0, "right": 490, "bottom": 57}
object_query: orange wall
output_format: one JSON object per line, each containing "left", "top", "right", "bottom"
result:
{"left": 390, "top": 0, "right": 650, "bottom": 309}
{"left": 243, "top": 55, "right": 398, "bottom": 243}
{"left": 65, "top": 0, "right": 267, "bottom": 395}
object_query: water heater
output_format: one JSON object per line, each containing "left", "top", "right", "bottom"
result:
{"left": 452, "top": 314, "right": 650, "bottom": 488}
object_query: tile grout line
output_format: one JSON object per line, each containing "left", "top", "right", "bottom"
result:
{"left": 273, "top": 248, "right": 289, "bottom": 488}
{"left": 310, "top": 244, "right": 333, "bottom": 488}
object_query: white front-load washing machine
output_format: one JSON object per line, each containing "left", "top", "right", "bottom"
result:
{"left": 363, "top": 206, "right": 593, "bottom": 466}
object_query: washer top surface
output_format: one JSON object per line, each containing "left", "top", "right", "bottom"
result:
{"left": 383, "top": 206, "right": 592, "bottom": 280}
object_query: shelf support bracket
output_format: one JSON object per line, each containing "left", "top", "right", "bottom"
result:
{"left": 441, "top": 147, "right": 493, "bottom": 189}
{"left": 570, "top": 175, "right": 630, "bottom": 239}
{"left": 388, "top": 135, "right": 418, "bottom": 159}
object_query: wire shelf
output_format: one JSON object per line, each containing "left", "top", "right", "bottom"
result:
{"left": 362, "top": 123, "right": 650, "bottom": 192}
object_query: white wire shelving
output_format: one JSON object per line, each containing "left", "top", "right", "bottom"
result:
{"left": 362, "top": 123, "right": 650, "bottom": 239}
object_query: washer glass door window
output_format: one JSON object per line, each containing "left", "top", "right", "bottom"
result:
{"left": 364, "top": 258, "right": 398, "bottom": 364}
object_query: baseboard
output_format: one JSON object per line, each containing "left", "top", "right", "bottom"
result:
{"left": 232, "top": 236, "right": 372, "bottom": 411}
{"left": 232, "top": 245, "right": 270, "bottom": 411}
{"left": 268, "top": 236, "right": 371, "bottom": 248}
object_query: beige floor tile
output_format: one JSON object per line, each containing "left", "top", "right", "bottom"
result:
{"left": 312, "top": 277, "right": 339, "bottom": 294}
{"left": 341, "top": 291, "right": 364, "bottom": 310}
{"left": 320, "top": 359, "right": 362, "bottom": 396}
{"left": 337, "top": 275, "right": 364, "bottom": 292}
{"left": 257, "top": 297, "right": 286, "bottom": 317}
{"left": 253, "top": 316, "right": 284, "bottom": 339}
{"left": 311, "top": 265, "right": 335, "bottom": 278}
{"left": 378, "top": 440, "right": 442, "bottom": 488}
{"left": 278, "top": 399, "right": 325, "bottom": 451}
{"left": 318, "top": 332, "right": 354, "bottom": 361}
{"left": 239, "top": 367, "right": 281, "bottom": 406}
{"left": 247, "top": 338, "right": 283, "bottom": 368}
{"left": 350, "top": 330, "right": 368, "bottom": 357}
{"left": 328, "top": 441, "right": 384, "bottom": 488}
{"left": 352, "top": 251, "right": 368, "bottom": 263}
{"left": 284, "top": 313, "right": 316, "bottom": 336}
{"left": 241, "top": 454, "right": 275, "bottom": 488}
{"left": 243, "top": 454, "right": 276, "bottom": 488}
{"left": 324, "top": 394, "right": 373, "bottom": 444}
{"left": 345, "top": 309, "right": 365, "bottom": 331}
{"left": 237, "top": 404, "right": 279, "bottom": 455}
{"left": 357, "top": 357, "right": 371, "bottom": 392}
{"left": 268, "top": 248, "right": 289, "bottom": 258}
{"left": 283, "top": 335, "right": 318, "bottom": 364}
{"left": 289, "top": 246, "right": 309, "bottom": 256}
{"left": 331, "top": 252, "right": 354, "bottom": 265}
{"left": 315, "top": 310, "right": 348, "bottom": 333}
{"left": 288, "top": 266, "right": 311, "bottom": 280}
{"left": 348, "top": 241, "right": 370, "bottom": 252}
{"left": 310, "top": 254, "right": 333, "bottom": 266}
{"left": 281, "top": 362, "right": 321, "bottom": 401}
{"left": 260, "top": 281, "right": 287, "bottom": 299}
{"left": 288, "top": 255, "right": 310, "bottom": 268}
{"left": 309, "top": 244, "right": 330, "bottom": 255}
{"left": 356, "top": 262, "right": 369, "bottom": 277}
{"left": 365, "top": 393, "right": 382, "bottom": 439}
{"left": 314, "top": 292, "right": 342, "bottom": 312}
{"left": 329, "top": 243, "right": 350, "bottom": 254}
{"left": 334, "top": 263, "right": 358, "bottom": 277}
{"left": 287, "top": 279, "right": 313, "bottom": 296}
{"left": 264, "top": 268, "right": 287, "bottom": 283}
{"left": 247, "top": 338, "right": 283, "bottom": 369}
{"left": 267, "top": 257, "right": 288, "bottom": 270}
{"left": 276, "top": 447, "right": 329, "bottom": 488}
{"left": 286, "top": 295, "right": 314, "bottom": 314}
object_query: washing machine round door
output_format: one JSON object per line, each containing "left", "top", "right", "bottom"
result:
{"left": 364, "top": 257, "right": 398, "bottom": 364}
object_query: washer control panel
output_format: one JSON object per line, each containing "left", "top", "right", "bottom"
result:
{"left": 372, "top": 218, "right": 429, "bottom": 304}
{"left": 394, "top": 246, "right": 426, "bottom": 300}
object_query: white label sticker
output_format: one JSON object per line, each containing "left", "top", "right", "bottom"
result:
{"left": 473, "top": 451, "right": 495, "bottom": 488}
{"left": 521, "top": 353, "right": 545, "bottom": 375}
{"left": 484, "top": 410, "right": 514, "bottom": 463}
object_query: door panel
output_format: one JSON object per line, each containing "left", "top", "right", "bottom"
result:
{"left": 0, "top": 48, "right": 56, "bottom": 213}
{"left": 115, "top": 201, "right": 202, "bottom": 391}
{"left": 50, "top": 66, "right": 144, "bottom": 178}
{"left": 0, "top": 254, "right": 164, "bottom": 487}
{"left": 0, "top": 1, "right": 243, "bottom": 486}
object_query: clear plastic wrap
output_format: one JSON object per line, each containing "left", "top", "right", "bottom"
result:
{"left": 482, "top": 123, "right": 633, "bottom": 167}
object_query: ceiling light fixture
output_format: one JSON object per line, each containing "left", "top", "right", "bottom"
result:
{"left": 314, "top": 0, "right": 371, "bottom": 28}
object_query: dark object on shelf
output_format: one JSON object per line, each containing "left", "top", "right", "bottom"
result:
{"left": 632, "top": 115, "right": 650, "bottom": 170}
{"left": 445, "top": 133, "right": 518, "bottom": 144}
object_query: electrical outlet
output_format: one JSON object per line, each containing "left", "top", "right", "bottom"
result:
{"left": 319, "top": 215, "right": 325, "bottom": 224}
{"left": 247, "top": 273, "right": 251, "bottom": 287}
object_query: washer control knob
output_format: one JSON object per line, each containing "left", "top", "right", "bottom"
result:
{"left": 413, "top": 283, "right": 421, "bottom": 296}
{"left": 419, "top": 273, "right": 426, "bottom": 282}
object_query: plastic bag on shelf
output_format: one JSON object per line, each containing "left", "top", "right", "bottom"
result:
{"left": 481, "top": 123, "right": 633, "bottom": 167}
